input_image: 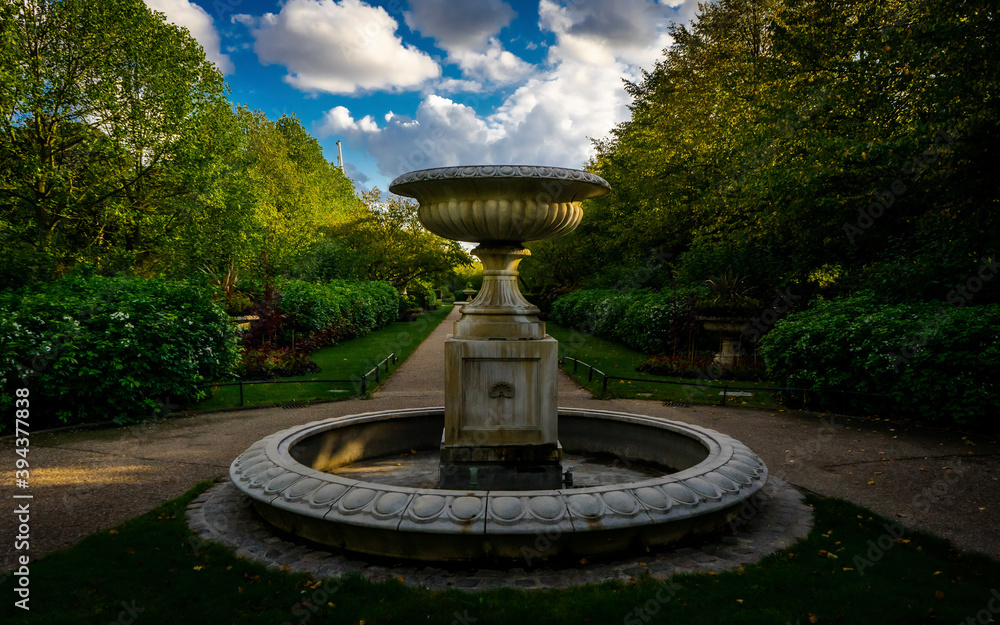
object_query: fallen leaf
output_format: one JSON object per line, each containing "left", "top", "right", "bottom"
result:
{"left": 193, "top": 565, "right": 204, "bottom": 571}
{"left": 109, "top": 530, "right": 119, "bottom": 535}
{"left": 736, "top": 599, "right": 744, "bottom": 604}
{"left": 809, "top": 615, "right": 819, "bottom": 623}
{"left": 935, "top": 591, "right": 945, "bottom": 600}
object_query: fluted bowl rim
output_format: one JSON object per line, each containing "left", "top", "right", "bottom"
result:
{"left": 389, "top": 165, "right": 610, "bottom": 203}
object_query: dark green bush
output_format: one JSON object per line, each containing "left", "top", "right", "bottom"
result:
{"left": 278, "top": 279, "right": 400, "bottom": 341}
{"left": 0, "top": 274, "right": 239, "bottom": 429}
{"left": 409, "top": 286, "right": 438, "bottom": 310}
{"left": 550, "top": 288, "right": 703, "bottom": 354}
{"left": 759, "top": 296, "right": 1000, "bottom": 427}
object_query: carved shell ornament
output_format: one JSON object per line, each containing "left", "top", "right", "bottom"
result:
{"left": 489, "top": 382, "right": 515, "bottom": 398}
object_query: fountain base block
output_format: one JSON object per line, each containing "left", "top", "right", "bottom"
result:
{"left": 443, "top": 336, "right": 558, "bottom": 448}
{"left": 439, "top": 440, "right": 563, "bottom": 490}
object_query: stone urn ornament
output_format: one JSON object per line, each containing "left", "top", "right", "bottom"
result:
{"left": 695, "top": 269, "right": 759, "bottom": 366}
{"left": 390, "top": 165, "right": 610, "bottom": 489}
{"left": 462, "top": 282, "right": 477, "bottom": 303}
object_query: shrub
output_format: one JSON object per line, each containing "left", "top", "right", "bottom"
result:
{"left": 638, "top": 353, "right": 768, "bottom": 381}
{"left": 551, "top": 287, "right": 703, "bottom": 354}
{"left": 758, "top": 296, "right": 1000, "bottom": 428}
{"left": 410, "top": 286, "right": 438, "bottom": 310}
{"left": 277, "top": 279, "right": 400, "bottom": 345}
{"left": 237, "top": 347, "right": 318, "bottom": 381}
{"left": 0, "top": 274, "right": 239, "bottom": 429}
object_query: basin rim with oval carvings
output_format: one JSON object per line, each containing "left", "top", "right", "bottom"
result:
{"left": 229, "top": 407, "right": 769, "bottom": 561}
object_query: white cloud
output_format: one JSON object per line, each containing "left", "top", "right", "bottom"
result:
{"left": 323, "top": 0, "right": 700, "bottom": 183}
{"left": 449, "top": 39, "right": 535, "bottom": 84}
{"left": 538, "top": 0, "right": 678, "bottom": 68}
{"left": 432, "top": 78, "right": 485, "bottom": 94}
{"left": 404, "top": 0, "right": 531, "bottom": 85}
{"left": 318, "top": 106, "right": 381, "bottom": 135}
{"left": 240, "top": 0, "right": 440, "bottom": 95}
{"left": 404, "top": 0, "right": 516, "bottom": 51}
{"left": 145, "top": 0, "right": 234, "bottom": 74}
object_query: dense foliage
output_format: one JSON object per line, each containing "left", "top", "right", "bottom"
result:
{"left": 550, "top": 288, "right": 705, "bottom": 354}
{"left": 759, "top": 297, "right": 1000, "bottom": 426}
{"left": 277, "top": 279, "right": 400, "bottom": 342}
{"left": 0, "top": 274, "right": 239, "bottom": 429}
{"left": 296, "top": 189, "right": 471, "bottom": 291}
{"left": 0, "top": 0, "right": 362, "bottom": 286}
{"left": 528, "top": 0, "right": 999, "bottom": 302}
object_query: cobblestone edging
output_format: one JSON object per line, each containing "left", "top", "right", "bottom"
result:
{"left": 185, "top": 477, "right": 813, "bottom": 590}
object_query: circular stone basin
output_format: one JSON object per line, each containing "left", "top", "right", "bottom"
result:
{"left": 230, "top": 407, "right": 768, "bottom": 562}
{"left": 388, "top": 165, "right": 610, "bottom": 244}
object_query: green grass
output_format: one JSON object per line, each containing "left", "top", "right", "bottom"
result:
{"left": 192, "top": 304, "right": 454, "bottom": 410}
{"left": 547, "top": 322, "right": 781, "bottom": 409}
{"left": 3, "top": 482, "right": 997, "bottom": 624}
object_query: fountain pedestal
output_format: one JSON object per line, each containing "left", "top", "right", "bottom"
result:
{"left": 442, "top": 245, "right": 561, "bottom": 489}
{"left": 389, "top": 165, "right": 611, "bottom": 490}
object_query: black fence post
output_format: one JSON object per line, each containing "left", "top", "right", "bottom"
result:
{"left": 588, "top": 364, "right": 594, "bottom": 382}
{"left": 239, "top": 380, "right": 244, "bottom": 407}
{"left": 361, "top": 373, "right": 367, "bottom": 397}
{"left": 602, "top": 373, "right": 609, "bottom": 396}
{"left": 573, "top": 358, "right": 578, "bottom": 374}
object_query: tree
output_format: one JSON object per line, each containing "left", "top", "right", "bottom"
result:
{"left": 0, "top": 0, "right": 233, "bottom": 285}
{"left": 540, "top": 0, "right": 998, "bottom": 303}
{"left": 298, "top": 188, "right": 471, "bottom": 291}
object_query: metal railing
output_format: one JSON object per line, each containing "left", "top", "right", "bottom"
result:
{"left": 199, "top": 352, "right": 397, "bottom": 407}
{"left": 558, "top": 356, "right": 888, "bottom": 408}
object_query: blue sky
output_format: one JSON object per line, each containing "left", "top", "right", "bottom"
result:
{"left": 144, "top": 0, "right": 705, "bottom": 191}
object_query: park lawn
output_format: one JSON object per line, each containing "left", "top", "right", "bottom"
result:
{"left": 546, "top": 322, "right": 781, "bottom": 410}
{"left": 191, "top": 304, "right": 454, "bottom": 410}
{"left": 3, "top": 481, "right": 996, "bottom": 624}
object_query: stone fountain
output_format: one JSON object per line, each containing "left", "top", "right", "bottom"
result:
{"left": 228, "top": 165, "right": 770, "bottom": 562}
{"left": 389, "top": 165, "right": 609, "bottom": 490}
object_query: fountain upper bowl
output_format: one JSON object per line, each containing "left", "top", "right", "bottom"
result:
{"left": 389, "top": 165, "right": 610, "bottom": 244}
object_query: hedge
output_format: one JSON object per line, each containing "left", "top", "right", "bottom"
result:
{"left": 758, "top": 296, "right": 1000, "bottom": 427}
{"left": 277, "top": 279, "right": 400, "bottom": 342}
{"left": 550, "top": 288, "right": 703, "bottom": 354}
{"left": 0, "top": 274, "right": 239, "bottom": 429}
